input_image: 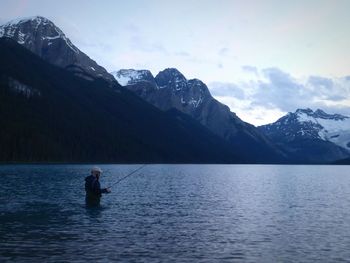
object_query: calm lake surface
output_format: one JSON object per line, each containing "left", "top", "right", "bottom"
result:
{"left": 1, "top": 164, "right": 350, "bottom": 262}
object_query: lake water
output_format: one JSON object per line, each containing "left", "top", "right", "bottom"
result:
{"left": 0, "top": 164, "right": 350, "bottom": 262}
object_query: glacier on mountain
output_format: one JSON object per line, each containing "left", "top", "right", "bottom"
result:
{"left": 296, "top": 109, "right": 350, "bottom": 151}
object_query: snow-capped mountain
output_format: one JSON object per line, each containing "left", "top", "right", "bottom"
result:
{"left": 112, "top": 68, "right": 209, "bottom": 113}
{"left": 112, "top": 68, "right": 285, "bottom": 163}
{"left": 259, "top": 108, "right": 350, "bottom": 163}
{"left": 155, "top": 69, "right": 208, "bottom": 111}
{"left": 298, "top": 109, "right": 350, "bottom": 150}
{"left": 0, "top": 16, "right": 114, "bottom": 81}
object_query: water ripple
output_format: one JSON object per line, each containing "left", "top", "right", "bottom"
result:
{"left": 1, "top": 164, "right": 350, "bottom": 262}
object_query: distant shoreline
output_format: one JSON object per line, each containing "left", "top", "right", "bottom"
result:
{"left": 0, "top": 162, "right": 347, "bottom": 165}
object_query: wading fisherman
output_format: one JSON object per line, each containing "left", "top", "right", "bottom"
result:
{"left": 85, "top": 166, "right": 111, "bottom": 206}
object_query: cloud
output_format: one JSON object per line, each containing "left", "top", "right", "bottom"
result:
{"left": 208, "top": 67, "right": 350, "bottom": 125}
{"left": 213, "top": 95, "right": 284, "bottom": 126}
{"left": 251, "top": 67, "right": 307, "bottom": 111}
{"left": 174, "top": 51, "right": 190, "bottom": 57}
{"left": 129, "top": 35, "right": 167, "bottom": 53}
{"left": 124, "top": 23, "right": 140, "bottom": 33}
{"left": 306, "top": 76, "right": 347, "bottom": 101}
{"left": 218, "top": 47, "right": 229, "bottom": 56}
{"left": 308, "top": 76, "right": 333, "bottom": 89}
{"left": 242, "top": 65, "right": 258, "bottom": 75}
{"left": 209, "top": 82, "right": 245, "bottom": 99}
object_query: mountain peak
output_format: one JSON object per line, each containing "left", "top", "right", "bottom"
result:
{"left": 154, "top": 68, "right": 188, "bottom": 92}
{"left": 260, "top": 108, "right": 350, "bottom": 158}
{"left": 314, "top": 109, "right": 329, "bottom": 119}
{"left": 0, "top": 15, "right": 79, "bottom": 53}
{"left": 187, "top": 78, "right": 210, "bottom": 94}
{"left": 1, "top": 16, "right": 51, "bottom": 27}
{"left": 155, "top": 68, "right": 187, "bottom": 88}
{"left": 295, "top": 108, "right": 348, "bottom": 120}
{"left": 295, "top": 108, "right": 314, "bottom": 115}
{"left": 159, "top": 68, "right": 185, "bottom": 76}
{"left": 0, "top": 15, "right": 114, "bottom": 82}
{"left": 314, "top": 109, "right": 325, "bottom": 114}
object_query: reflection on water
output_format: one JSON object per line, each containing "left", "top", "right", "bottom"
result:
{"left": 1, "top": 164, "right": 350, "bottom": 262}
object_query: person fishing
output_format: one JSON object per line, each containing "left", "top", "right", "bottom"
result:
{"left": 85, "top": 166, "right": 111, "bottom": 206}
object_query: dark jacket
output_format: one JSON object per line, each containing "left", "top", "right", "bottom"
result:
{"left": 85, "top": 175, "right": 108, "bottom": 198}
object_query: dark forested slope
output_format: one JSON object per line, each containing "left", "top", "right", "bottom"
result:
{"left": 0, "top": 38, "right": 242, "bottom": 163}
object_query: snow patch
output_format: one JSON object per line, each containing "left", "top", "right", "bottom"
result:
{"left": 113, "top": 74, "right": 131, "bottom": 86}
{"left": 111, "top": 69, "right": 153, "bottom": 86}
{"left": 297, "top": 111, "right": 350, "bottom": 151}
{"left": 8, "top": 77, "right": 41, "bottom": 98}
{"left": 44, "top": 35, "right": 60, "bottom": 40}
{"left": 188, "top": 97, "right": 203, "bottom": 108}
{"left": 1, "top": 16, "right": 46, "bottom": 27}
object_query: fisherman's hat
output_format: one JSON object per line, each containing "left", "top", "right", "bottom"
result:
{"left": 91, "top": 166, "right": 103, "bottom": 173}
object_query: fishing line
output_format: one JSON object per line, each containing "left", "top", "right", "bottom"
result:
{"left": 107, "top": 164, "right": 147, "bottom": 188}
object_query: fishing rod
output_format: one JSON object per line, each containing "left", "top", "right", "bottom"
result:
{"left": 107, "top": 164, "right": 147, "bottom": 188}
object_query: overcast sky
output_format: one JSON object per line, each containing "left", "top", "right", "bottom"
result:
{"left": 1, "top": 0, "right": 349, "bottom": 125}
